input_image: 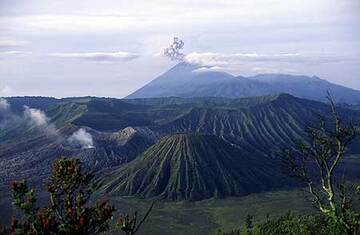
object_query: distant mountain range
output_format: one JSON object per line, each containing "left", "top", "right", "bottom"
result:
{"left": 127, "top": 62, "right": 360, "bottom": 104}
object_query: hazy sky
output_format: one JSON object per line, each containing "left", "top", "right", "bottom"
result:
{"left": 0, "top": 0, "right": 359, "bottom": 98}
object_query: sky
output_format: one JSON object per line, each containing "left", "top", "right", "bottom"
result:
{"left": 0, "top": 0, "right": 359, "bottom": 98}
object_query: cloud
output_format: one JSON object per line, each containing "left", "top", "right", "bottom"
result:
{"left": 192, "top": 66, "right": 226, "bottom": 73}
{"left": 1, "top": 85, "right": 13, "bottom": 95}
{"left": 0, "top": 40, "right": 28, "bottom": 49}
{"left": 49, "top": 51, "right": 139, "bottom": 62}
{"left": 184, "top": 52, "right": 359, "bottom": 66}
{"left": 0, "top": 40, "right": 29, "bottom": 58}
{"left": 0, "top": 98, "right": 10, "bottom": 112}
{"left": 0, "top": 14, "right": 134, "bottom": 33}
{"left": 0, "top": 1, "right": 352, "bottom": 34}
{"left": 0, "top": 51, "right": 27, "bottom": 57}
{"left": 68, "top": 128, "right": 95, "bottom": 149}
{"left": 0, "top": 85, "right": 14, "bottom": 96}
{"left": 251, "top": 66, "right": 298, "bottom": 74}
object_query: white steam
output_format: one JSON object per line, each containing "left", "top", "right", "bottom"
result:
{"left": 0, "top": 98, "right": 11, "bottom": 130}
{"left": 68, "top": 128, "right": 95, "bottom": 149}
{"left": 0, "top": 98, "right": 10, "bottom": 112}
{"left": 24, "top": 106, "right": 49, "bottom": 126}
{"left": 23, "top": 106, "right": 58, "bottom": 136}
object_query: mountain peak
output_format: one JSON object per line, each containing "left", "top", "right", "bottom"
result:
{"left": 167, "top": 62, "right": 200, "bottom": 73}
{"left": 126, "top": 62, "right": 235, "bottom": 99}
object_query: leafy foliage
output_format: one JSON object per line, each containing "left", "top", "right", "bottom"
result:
{"left": 0, "top": 157, "right": 152, "bottom": 235}
{"left": 6, "top": 158, "right": 115, "bottom": 235}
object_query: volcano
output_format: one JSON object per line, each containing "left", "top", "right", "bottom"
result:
{"left": 127, "top": 62, "right": 360, "bottom": 104}
{"left": 97, "top": 134, "right": 290, "bottom": 200}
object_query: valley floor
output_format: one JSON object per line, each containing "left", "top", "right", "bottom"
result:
{"left": 105, "top": 189, "right": 316, "bottom": 235}
{"left": 0, "top": 183, "right": 356, "bottom": 234}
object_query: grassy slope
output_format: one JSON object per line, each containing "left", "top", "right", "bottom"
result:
{"left": 97, "top": 134, "right": 290, "bottom": 200}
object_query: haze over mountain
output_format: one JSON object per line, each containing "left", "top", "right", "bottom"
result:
{"left": 127, "top": 63, "right": 360, "bottom": 104}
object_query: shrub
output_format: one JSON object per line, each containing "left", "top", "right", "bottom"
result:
{"left": 1, "top": 157, "right": 152, "bottom": 235}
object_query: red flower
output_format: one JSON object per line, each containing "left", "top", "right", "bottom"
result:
{"left": 37, "top": 212, "right": 44, "bottom": 220}
{"left": 11, "top": 216, "right": 18, "bottom": 227}
{"left": 67, "top": 208, "right": 75, "bottom": 216}
{"left": 103, "top": 209, "right": 111, "bottom": 220}
{"left": 79, "top": 216, "right": 87, "bottom": 226}
{"left": 43, "top": 219, "right": 50, "bottom": 229}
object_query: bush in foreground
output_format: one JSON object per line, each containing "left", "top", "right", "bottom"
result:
{"left": 0, "top": 157, "right": 152, "bottom": 235}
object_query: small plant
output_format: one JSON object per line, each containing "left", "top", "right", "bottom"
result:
{"left": 244, "top": 214, "right": 253, "bottom": 234}
{"left": 116, "top": 201, "right": 154, "bottom": 235}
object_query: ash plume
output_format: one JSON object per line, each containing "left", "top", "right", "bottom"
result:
{"left": 68, "top": 128, "right": 95, "bottom": 149}
{"left": 163, "top": 37, "right": 185, "bottom": 61}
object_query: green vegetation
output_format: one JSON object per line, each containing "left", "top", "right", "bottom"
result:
{"left": 103, "top": 189, "right": 314, "bottom": 234}
{"left": 281, "top": 94, "right": 360, "bottom": 234}
{"left": 217, "top": 213, "right": 332, "bottom": 235}
{"left": 217, "top": 95, "right": 360, "bottom": 235}
{"left": 97, "top": 134, "right": 289, "bottom": 200}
